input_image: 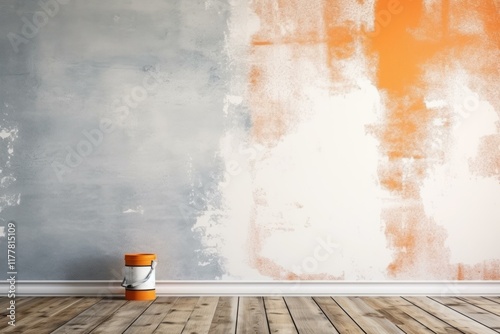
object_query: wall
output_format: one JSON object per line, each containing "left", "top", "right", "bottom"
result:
{"left": 0, "top": 0, "right": 499, "bottom": 281}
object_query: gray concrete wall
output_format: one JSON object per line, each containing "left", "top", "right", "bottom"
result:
{"left": 0, "top": 0, "right": 228, "bottom": 280}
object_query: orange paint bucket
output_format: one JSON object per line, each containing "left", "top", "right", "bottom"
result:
{"left": 121, "top": 253, "right": 157, "bottom": 300}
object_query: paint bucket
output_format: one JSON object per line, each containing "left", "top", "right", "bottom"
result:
{"left": 121, "top": 253, "right": 157, "bottom": 300}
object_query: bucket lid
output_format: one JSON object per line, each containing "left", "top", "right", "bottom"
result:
{"left": 125, "top": 253, "right": 157, "bottom": 266}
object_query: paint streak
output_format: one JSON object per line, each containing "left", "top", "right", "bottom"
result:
{"left": 248, "top": 0, "right": 307, "bottom": 278}
{"left": 251, "top": 0, "right": 323, "bottom": 46}
{"left": 247, "top": 0, "right": 349, "bottom": 278}
{"left": 248, "top": 0, "right": 323, "bottom": 145}
{"left": 367, "top": 0, "right": 447, "bottom": 278}
{"left": 247, "top": 59, "right": 291, "bottom": 144}
{"left": 456, "top": 260, "right": 500, "bottom": 280}
{"left": 322, "top": 0, "right": 359, "bottom": 85}
{"left": 368, "top": 0, "right": 500, "bottom": 279}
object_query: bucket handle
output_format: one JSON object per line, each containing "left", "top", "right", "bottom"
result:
{"left": 121, "top": 260, "right": 157, "bottom": 288}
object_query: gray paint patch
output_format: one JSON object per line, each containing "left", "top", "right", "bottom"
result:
{"left": 0, "top": 0, "right": 228, "bottom": 280}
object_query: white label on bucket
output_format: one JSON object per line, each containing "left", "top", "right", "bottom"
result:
{"left": 124, "top": 266, "right": 155, "bottom": 290}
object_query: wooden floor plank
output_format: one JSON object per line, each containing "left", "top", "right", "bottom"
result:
{"left": 3, "top": 297, "right": 83, "bottom": 333}
{"left": 334, "top": 297, "right": 404, "bottom": 334}
{"left": 3, "top": 296, "right": 500, "bottom": 333}
{"left": 459, "top": 297, "right": 500, "bottom": 316}
{"left": 0, "top": 297, "right": 34, "bottom": 320}
{"left": 52, "top": 298, "right": 127, "bottom": 334}
{"left": 153, "top": 297, "right": 199, "bottom": 334}
{"left": 405, "top": 296, "right": 498, "bottom": 334}
{"left": 361, "top": 297, "right": 434, "bottom": 334}
{"left": 90, "top": 300, "right": 153, "bottom": 333}
{"left": 2, "top": 297, "right": 61, "bottom": 331}
{"left": 124, "top": 297, "right": 177, "bottom": 334}
{"left": 313, "top": 297, "right": 364, "bottom": 334}
{"left": 0, "top": 297, "right": 12, "bottom": 310}
{"left": 285, "top": 297, "right": 338, "bottom": 334}
{"left": 208, "top": 296, "right": 238, "bottom": 334}
{"left": 23, "top": 298, "right": 102, "bottom": 334}
{"left": 431, "top": 297, "right": 500, "bottom": 332}
{"left": 236, "top": 297, "right": 270, "bottom": 334}
{"left": 264, "top": 297, "right": 298, "bottom": 334}
{"left": 387, "top": 297, "right": 462, "bottom": 334}
{"left": 485, "top": 297, "right": 500, "bottom": 305}
{"left": 181, "top": 297, "right": 219, "bottom": 334}
{"left": 0, "top": 297, "right": 43, "bottom": 317}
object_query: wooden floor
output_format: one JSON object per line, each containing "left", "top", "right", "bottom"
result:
{"left": 1, "top": 296, "right": 500, "bottom": 333}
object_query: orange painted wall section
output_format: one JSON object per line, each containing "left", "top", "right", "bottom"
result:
{"left": 241, "top": 0, "right": 500, "bottom": 280}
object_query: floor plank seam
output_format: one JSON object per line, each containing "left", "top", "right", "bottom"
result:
{"left": 119, "top": 299, "right": 155, "bottom": 334}
{"left": 331, "top": 297, "right": 368, "bottom": 334}
{"left": 457, "top": 297, "right": 500, "bottom": 318}
{"left": 282, "top": 296, "right": 300, "bottom": 333}
{"left": 394, "top": 297, "right": 442, "bottom": 334}
{"left": 178, "top": 307, "right": 195, "bottom": 334}
{"left": 261, "top": 297, "right": 272, "bottom": 334}
{"left": 402, "top": 297, "right": 468, "bottom": 334}
{"left": 396, "top": 305, "right": 439, "bottom": 334}
{"left": 311, "top": 296, "right": 341, "bottom": 334}
{"left": 233, "top": 296, "right": 239, "bottom": 334}
{"left": 401, "top": 297, "right": 466, "bottom": 334}
{"left": 484, "top": 297, "right": 500, "bottom": 305}
{"left": 88, "top": 300, "right": 128, "bottom": 334}
{"left": 49, "top": 297, "right": 104, "bottom": 333}
{"left": 51, "top": 298, "right": 84, "bottom": 318}
{"left": 428, "top": 296, "right": 500, "bottom": 333}
{"left": 152, "top": 297, "right": 179, "bottom": 333}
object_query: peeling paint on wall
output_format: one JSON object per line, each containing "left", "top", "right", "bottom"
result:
{"left": 0, "top": 122, "right": 20, "bottom": 215}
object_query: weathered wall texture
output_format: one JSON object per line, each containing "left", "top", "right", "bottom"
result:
{"left": 0, "top": 0, "right": 499, "bottom": 280}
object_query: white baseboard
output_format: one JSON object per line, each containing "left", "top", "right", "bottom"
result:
{"left": 1, "top": 281, "right": 499, "bottom": 296}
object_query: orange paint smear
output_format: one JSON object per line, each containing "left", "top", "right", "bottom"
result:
{"left": 367, "top": 0, "right": 450, "bottom": 278}
{"left": 249, "top": 191, "right": 343, "bottom": 280}
{"left": 248, "top": 0, "right": 360, "bottom": 147}
{"left": 369, "top": 0, "right": 500, "bottom": 279}
{"left": 470, "top": 135, "right": 500, "bottom": 179}
{"left": 383, "top": 207, "right": 450, "bottom": 278}
{"left": 247, "top": 0, "right": 350, "bottom": 279}
{"left": 380, "top": 100, "right": 431, "bottom": 161}
{"left": 248, "top": 0, "right": 327, "bottom": 145}
{"left": 323, "top": 0, "right": 357, "bottom": 82}
{"left": 455, "top": 261, "right": 500, "bottom": 280}
{"left": 248, "top": 66, "right": 289, "bottom": 144}
{"left": 246, "top": 0, "right": 500, "bottom": 280}
{"left": 253, "top": 253, "right": 344, "bottom": 280}
{"left": 251, "top": 0, "right": 323, "bottom": 46}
